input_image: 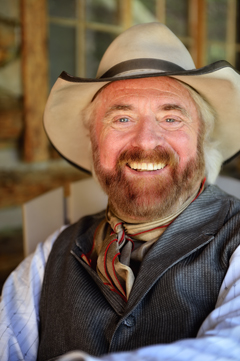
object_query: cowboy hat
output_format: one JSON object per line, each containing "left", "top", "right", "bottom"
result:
{"left": 44, "top": 22, "right": 240, "bottom": 173}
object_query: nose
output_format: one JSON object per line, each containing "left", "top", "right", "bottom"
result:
{"left": 131, "top": 116, "right": 163, "bottom": 150}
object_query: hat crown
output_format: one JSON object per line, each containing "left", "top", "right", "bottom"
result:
{"left": 96, "top": 22, "right": 196, "bottom": 78}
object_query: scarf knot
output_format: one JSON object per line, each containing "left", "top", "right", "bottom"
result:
{"left": 81, "top": 179, "right": 206, "bottom": 301}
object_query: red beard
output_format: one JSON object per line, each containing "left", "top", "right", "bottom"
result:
{"left": 92, "top": 144, "right": 205, "bottom": 221}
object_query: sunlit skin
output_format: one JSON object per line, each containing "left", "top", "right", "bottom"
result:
{"left": 90, "top": 77, "right": 205, "bottom": 222}
{"left": 94, "top": 78, "right": 199, "bottom": 174}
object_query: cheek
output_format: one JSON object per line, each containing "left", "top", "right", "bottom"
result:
{"left": 93, "top": 117, "right": 119, "bottom": 170}
{"left": 97, "top": 126, "right": 133, "bottom": 169}
{"left": 97, "top": 132, "right": 121, "bottom": 170}
{"left": 167, "top": 130, "right": 199, "bottom": 163}
{"left": 99, "top": 145, "right": 117, "bottom": 169}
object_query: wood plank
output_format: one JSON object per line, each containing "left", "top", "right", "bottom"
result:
{"left": 156, "top": 0, "right": 166, "bottom": 23}
{"left": 226, "top": 0, "right": 237, "bottom": 66}
{"left": 0, "top": 228, "right": 24, "bottom": 292}
{"left": 21, "top": 0, "right": 49, "bottom": 161}
{"left": 76, "top": 0, "right": 86, "bottom": 77}
{"left": 189, "top": 0, "right": 206, "bottom": 68}
{"left": 0, "top": 167, "right": 88, "bottom": 208}
{"left": 196, "top": 0, "right": 206, "bottom": 68}
{"left": 0, "top": 108, "right": 23, "bottom": 140}
{"left": 121, "top": 0, "right": 132, "bottom": 29}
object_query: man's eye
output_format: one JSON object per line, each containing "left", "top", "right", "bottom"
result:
{"left": 118, "top": 117, "right": 129, "bottom": 123}
{"left": 159, "top": 117, "right": 183, "bottom": 130}
{"left": 165, "top": 118, "right": 176, "bottom": 123}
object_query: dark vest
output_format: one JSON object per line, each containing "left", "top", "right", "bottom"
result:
{"left": 37, "top": 185, "right": 240, "bottom": 361}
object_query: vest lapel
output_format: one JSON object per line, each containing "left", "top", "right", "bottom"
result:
{"left": 71, "top": 243, "right": 126, "bottom": 315}
{"left": 125, "top": 185, "right": 229, "bottom": 314}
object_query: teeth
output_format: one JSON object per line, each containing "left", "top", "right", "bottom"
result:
{"left": 129, "top": 162, "right": 166, "bottom": 171}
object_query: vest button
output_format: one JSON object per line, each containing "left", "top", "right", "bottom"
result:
{"left": 123, "top": 315, "right": 135, "bottom": 327}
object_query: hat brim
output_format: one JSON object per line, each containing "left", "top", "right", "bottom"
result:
{"left": 44, "top": 60, "right": 240, "bottom": 173}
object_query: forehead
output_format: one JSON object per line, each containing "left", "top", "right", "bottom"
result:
{"left": 96, "top": 77, "right": 194, "bottom": 105}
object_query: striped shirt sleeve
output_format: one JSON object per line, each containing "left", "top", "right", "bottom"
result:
{"left": 0, "top": 227, "right": 67, "bottom": 361}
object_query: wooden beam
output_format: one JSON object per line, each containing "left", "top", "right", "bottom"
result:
{"left": 189, "top": 0, "right": 206, "bottom": 68}
{"left": 76, "top": 0, "right": 86, "bottom": 77}
{"left": 0, "top": 108, "right": 23, "bottom": 140}
{"left": 0, "top": 167, "right": 88, "bottom": 208}
{"left": 21, "top": 0, "right": 49, "bottom": 161}
{"left": 156, "top": 0, "right": 166, "bottom": 24}
{"left": 226, "top": 0, "right": 237, "bottom": 66}
{"left": 121, "top": 0, "right": 132, "bottom": 29}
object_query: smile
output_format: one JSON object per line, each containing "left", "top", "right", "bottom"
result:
{"left": 128, "top": 162, "right": 166, "bottom": 171}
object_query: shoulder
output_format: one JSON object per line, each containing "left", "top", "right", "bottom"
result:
{"left": 203, "top": 184, "right": 240, "bottom": 217}
{"left": 0, "top": 226, "right": 67, "bottom": 360}
{"left": 204, "top": 185, "right": 240, "bottom": 259}
{"left": 204, "top": 183, "right": 239, "bottom": 200}
{"left": 49, "top": 210, "right": 106, "bottom": 256}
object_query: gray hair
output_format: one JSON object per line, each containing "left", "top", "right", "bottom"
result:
{"left": 82, "top": 79, "right": 223, "bottom": 184}
{"left": 180, "top": 81, "right": 222, "bottom": 183}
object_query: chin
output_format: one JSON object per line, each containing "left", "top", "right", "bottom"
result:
{"left": 109, "top": 179, "right": 185, "bottom": 221}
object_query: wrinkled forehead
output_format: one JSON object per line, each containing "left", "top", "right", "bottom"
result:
{"left": 93, "top": 76, "right": 199, "bottom": 114}
{"left": 94, "top": 76, "right": 194, "bottom": 102}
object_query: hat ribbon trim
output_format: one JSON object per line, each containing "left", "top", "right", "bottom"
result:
{"left": 59, "top": 60, "right": 236, "bottom": 83}
{"left": 99, "top": 58, "right": 185, "bottom": 78}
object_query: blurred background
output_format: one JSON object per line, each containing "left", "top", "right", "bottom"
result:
{"left": 1, "top": 0, "right": 240, "bottom": 290}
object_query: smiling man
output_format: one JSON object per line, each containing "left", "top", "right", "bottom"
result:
{"left": 89, "top": 77, "right": 204, "bottom": 222}
{"left": 1, "top": 22, "right": 240, "bottom": 361}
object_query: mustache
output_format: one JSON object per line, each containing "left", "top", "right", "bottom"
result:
{"left": 117, "top": 146, "right": 178, "bottom": 167}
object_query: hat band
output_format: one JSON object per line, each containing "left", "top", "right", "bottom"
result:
{"left": 99, "top": 58, "right": 185, "bottom": 79}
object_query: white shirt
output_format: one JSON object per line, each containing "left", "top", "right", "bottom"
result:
{"left": 1, "top": 226, "right": 240, "bottom": 361}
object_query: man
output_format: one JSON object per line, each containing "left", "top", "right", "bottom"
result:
{"left": 1, "top": 22, "right": 240, "bottom": 361}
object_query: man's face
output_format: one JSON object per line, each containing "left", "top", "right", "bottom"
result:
{"left": 90, "top": 77, "right": 205, "bottom": 221}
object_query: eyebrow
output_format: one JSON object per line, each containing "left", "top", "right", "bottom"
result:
{"left": 159, "top": 104, "right": 190, "bottom": 118}
{"left": 104, "top": 104, "right": 133, "bottom": 117}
